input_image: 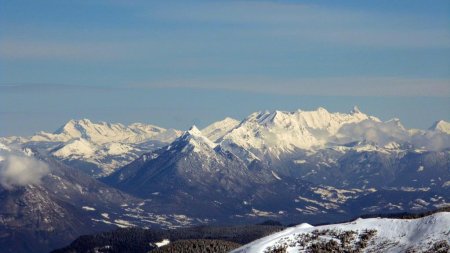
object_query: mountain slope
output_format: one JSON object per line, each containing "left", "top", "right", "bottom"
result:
{"left": 430, "top": 120, "right": 450, "bottom": 134}
{"left": 219, "top": 107, "right": 450, "bottom": 164}
{"left": 104, "top": 126, "right": 279, "bottom": 218}
{"left": 103, "top": 108, "right": 450, "bottom": 224}
{"left": 105, "top": 128, "right": 376, "bottom": 224}
{"left": 220, "top": 107, "right": 380, "bottom": 161}
{"left": 232, "top": 211, "right": 450, "bottom": 253}
{"left": 1, "top": 108, "right": 449, "bottom": 252}
{"left": 201, "top": 117, "right": 240, "bottom": 142}
{"left": 0, "top": 148, "right": 137, "bottom": 252}
{"left": 2, "top": 119, "right": 183, "bottom": 177}
{"left": 0, "top": 145, "right": 202, "bottom": 253}
{"left": 31, "top": 119, "right": 180, "bottom": 144}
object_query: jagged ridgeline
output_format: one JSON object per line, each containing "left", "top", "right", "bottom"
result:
{"left": 0, "top": 107, "right": 449, "bottom": 253}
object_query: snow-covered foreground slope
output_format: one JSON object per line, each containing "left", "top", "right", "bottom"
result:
{"left": 233, "top": 212, "right": 450, "bottom": 253}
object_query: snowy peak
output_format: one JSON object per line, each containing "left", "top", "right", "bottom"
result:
{"left": 430, "top": 120, "right": 450, "bottom": 134}
{"left": 128, "top": 123, "right": 165, "bottom": 134}
{"left": 31, "top": 119, "right": 181, "bottom": 144}
{"left": 55, "top": 118, "right": 97, "bottom": 133}
{"left": 187, "top": 125, "right": 202, "bottom": 136}
{"left": 202, "top": 117, "right": 240, "bottom": 142}
{"left": 220, "top": 107, "right": 381, "bottom": 159}
{"left": 52, "top": 138, "right": 96, "bottom": 158}
{"left": 172, "top": 125, "right": 217, "bottom": 153}
{"left": 386, "top": 118, "right": 406, "bottom": 130}
{"left": 25, "top": 119, "right": 181, "bottom": 177}
{"left": 0, "top": 142, "right": 11, "bottom": 152}
{"left": 246, "top": 107, "right": 376, "bottom": 132}
{"left": 350, "top": 105, "right": 361, "bottom": 114}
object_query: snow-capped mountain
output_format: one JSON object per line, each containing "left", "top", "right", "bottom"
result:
{"left": 104, "top": 126, "right": 282, "bottom": 218}
{"left": 31, "top": 119, "right": 179, "bottom": 144}
{"left": 0, "top": 107, "right": 449, "bottom": 253}
{"left": 232, "top": 211, "right": 450, "bottom": 253}
{"left": 219, "top": 107, "right": 378, "bottom": 161}
{"left": 430, "top": 120, "right": 450, "bottom": 134}
{"left": 219, "top": 107, "right": 449, "bottom": 163}
{"left": 201, "top": 117, "right": 240, "bottom": 142}
{"left": 49, "top": 137, "right": 146, "bottom": 177}
{"left": 1, "top": 108, "right": 447, "bottom": 178}
{"left": 2, "top": 119, "right": 182, "bottom": 177}
{"left": 104, "top": 116, "right": 449, "bottom": 223}
{"left": 101, "top": 107, "right": 448, "bottom": 226}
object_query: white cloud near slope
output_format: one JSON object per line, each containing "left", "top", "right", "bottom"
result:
{"left": 0, "top": 154, "right": 50, "bottom": 189}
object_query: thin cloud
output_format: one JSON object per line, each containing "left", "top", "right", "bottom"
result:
{"left": 143, "top": 1, "right": 450, "bottom": 49}
{"left": 0, "top": 39, "right": 136, "bottom": 60}
{"left": 335, "top": 119, "right": 450, "bottom": 151}
{"left": 0, "top": 154, "right": 50, "bottom": 189}
{"left": 0, "top": 83, "right": 118, "bottom": 92}
{"left": 2, "top": 1, "right": 449, "bottom": 62}
{"left": 130, "top": 77, "right": 450, "bottom": 97}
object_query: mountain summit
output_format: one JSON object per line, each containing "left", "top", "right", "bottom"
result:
{"left": 430, "top": 120, "right": 450, "bottom": 134}
{"left": 32, "top": 119, "right": 180, "bottom": 144}
{"left": 219, "top": 107, "right": 380, "bottom": 160}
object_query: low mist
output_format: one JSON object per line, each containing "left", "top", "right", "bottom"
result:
{"left": 0, "top": 154, "right": 50, "bottom": 189}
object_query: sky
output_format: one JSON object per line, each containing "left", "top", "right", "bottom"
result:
{"left": 1, "top": 0, "right": 449, "bottom": 136}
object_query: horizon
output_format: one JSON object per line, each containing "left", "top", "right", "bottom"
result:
{"left": 1, "top": 0, "right": 449, "bottom": 135}
{"left": 1, "top": 103, "right": 448, "bottom": 137}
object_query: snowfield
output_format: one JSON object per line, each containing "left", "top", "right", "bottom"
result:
{"left": 232, "top": 212, "right": 450, "bottom": 253}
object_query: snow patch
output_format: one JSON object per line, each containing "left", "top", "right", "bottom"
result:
{"left": 155, "top": 239, "right": 170, "bottom": 247}
{"left": 271, "top": 171, "right": 281, "bottom": 180}
{"left": 82, "top": 206, "right": 96, "bottom": 211}
{"left": 114, "top": 219, "right": 134, "bottom": 228}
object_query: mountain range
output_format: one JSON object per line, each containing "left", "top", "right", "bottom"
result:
{"left": 0, "top": 106, "right": 449, "bottom": 252}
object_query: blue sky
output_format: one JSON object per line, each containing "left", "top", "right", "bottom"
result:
{"left": 1, "top": 0, "right": 449, "bottom": 135}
